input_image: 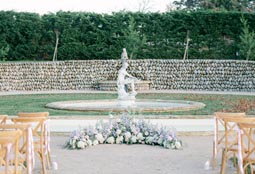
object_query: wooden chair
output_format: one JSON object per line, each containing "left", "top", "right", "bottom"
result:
{"left": 18, "top": 112, "right": 49, "bottom": 118}
{"left": 0, "top": 124, "right": 33, "bottom": 174}
{"left": 219, "top": 117, "right": 255, "bottom": 174}
{"left": 17, "top": 112, "right": 51, "bottom": 169}
{"left": 237, "top": 123, "right": 255, "bottom": 174}
{"left": 0, "top": 130, "right": 23, "bottom": 174}
{"left": 11, "top": 117, "right": 48, "bottom": 174}
{"left": 0, "top": 115, "right": 7, "bottom": 124}
{"left": 213, "top": 112, "right": 246, "bottom": 169}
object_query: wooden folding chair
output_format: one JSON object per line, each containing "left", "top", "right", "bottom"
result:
{"left": 17, "top": 112, "right": 51, "bottom": 169}
{"left": 237, "top": 123, "right": 255, "bottom": 174}
{"left": 0, "top": 130, "right": 23, "bottom": 174}
{"left": 213, "top": 112, "right": 246, "bottom": 169}
{"left": 0, "top": 124, "right": 34, "bottom": 174}
{"left": 11, "top": 117, "right": 48, "bottom": 174}
{"left": 219, "top": 117, "right": 255, "bottom": 174}
{"left": 0, "top": 115, "right": 7, "bottom": 125}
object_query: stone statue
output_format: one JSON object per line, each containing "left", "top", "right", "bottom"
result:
{"left": 117, "top": 48, "right": 139, "bottom": 101}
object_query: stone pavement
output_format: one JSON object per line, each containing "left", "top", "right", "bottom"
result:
{"left": 35, "top": 135, "right": 232, "bottom": 174}
{"left": 45, "top": 117, "right": 215, "bottom": 133}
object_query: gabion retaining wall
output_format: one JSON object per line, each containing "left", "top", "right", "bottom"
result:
{"left": 0, "top": 60, "right": 254, "bottom": 92}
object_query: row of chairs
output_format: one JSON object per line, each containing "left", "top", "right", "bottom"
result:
{"left": 0, "top": 112, "right": 51, "bottom": 174}
{"left": 213, "top": 112, "right": 255, "bottom": 174}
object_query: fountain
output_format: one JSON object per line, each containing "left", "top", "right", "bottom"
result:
{"left": 46, "top": 49, "right": 205, "bottom": 113}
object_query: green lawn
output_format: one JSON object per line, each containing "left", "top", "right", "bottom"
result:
{"left": 0, "top": 93, "right": 254, "bottom": 117}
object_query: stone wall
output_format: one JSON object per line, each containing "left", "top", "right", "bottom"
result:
{"left": 0, "top": 60, "right": 254, "bottom": 92}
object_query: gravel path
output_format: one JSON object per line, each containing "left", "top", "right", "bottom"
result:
{"left": 33, "top": 135, "right": 234, "bottom": 174}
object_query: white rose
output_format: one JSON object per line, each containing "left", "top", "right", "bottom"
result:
{"left": 92, "top": 140, "right": 99, "bottom": 146}
{"left": 106, "top": 136, "right": 115, "bottom": 144}
{"left": 116, "top": 129, "right": 122, "bottom": 135}
{"left": 144, "top": 131, "right": 149, "bottom": 136}
{"left": 96, "top": 133, "right": 105, "bottom": 144}
{"left": 175, "top": 141, "right": 182, "bottom": 149}
{"left": 131, "top": 126, "right": 137, "bottom": 134}
{"left": 116, "top": 136, "right": 123, "bottom": 144}
{"left": 124, "top": 132, "right": 131, "bottom": 141}
{"left": 77, "top": 141, "right": 85, "bottom": 149}
{"left": 137, "top": 133, "right": 144, "bottom": 140}
{"left": 87, "top": 139, "right": 92, "bottom": 146}
{"left": 131, "top": 136, "right": 137, "bottom": 143}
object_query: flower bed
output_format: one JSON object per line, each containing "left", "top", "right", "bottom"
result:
{"left": 65, "top": 114, "right": 182, "bottom": 150}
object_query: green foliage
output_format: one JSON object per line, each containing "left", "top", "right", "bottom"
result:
{"left": 173, "top": 0, "right": 255, "bottom": 12}
{"left": 0, "top": 11, "right": 255, "bottom": 60}
{"left": 239, "top": 15, "right": 255, "bottom": 61}
{"left": 122, "top": 16, "right": 146, "bottom": 59}
{"left": 0, "top": 43, "right": 9, "bottom": 61}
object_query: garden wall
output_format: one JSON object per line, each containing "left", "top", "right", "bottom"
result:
{"left": 0, "top": 60, "right": 254, "bottom": 92}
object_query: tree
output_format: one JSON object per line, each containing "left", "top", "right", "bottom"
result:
{"left": 173, "top": 0, "right": 202, "bottom": 10}
{"left": 239, "top": 16, "right": 255, "bottom": 61}
{"left": 173, "top": 0, "right": 255, "bottom": 12}
{"left": 137, "top": 0, "right": 155, "bottom": 12}
{"left": 123, "top": 16, "right": 146, "bottom": 59}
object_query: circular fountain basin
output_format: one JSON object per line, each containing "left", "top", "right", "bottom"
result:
{"left": 46, "top": 99, "right": 205, "bottom": 112}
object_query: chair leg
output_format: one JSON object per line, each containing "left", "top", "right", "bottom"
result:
{"left": 46, "top": 152, "right": 52, "bottom": 169}
{"left": 38, "top": 152, "right": 47, "bottom": 174}
{"left": 212, "top": 142, "right": 217, "bottom": 169}
{"left": 220, "top": 149, "right": 226, "bottom": 174}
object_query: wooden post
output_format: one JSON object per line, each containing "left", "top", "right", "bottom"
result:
{"left": 183, "top": 30, "right": 190, "bottom": 60}
{"left": 53, "top": 30, "right": 59, "bottom": 61}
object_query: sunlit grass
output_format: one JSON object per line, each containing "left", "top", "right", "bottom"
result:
{"left": 0, "top": 93, "right": 254, "bottom": 117}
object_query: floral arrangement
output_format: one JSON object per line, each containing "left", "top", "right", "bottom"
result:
{"left": 65, "top": 114, "right": 182, "bottom": 150}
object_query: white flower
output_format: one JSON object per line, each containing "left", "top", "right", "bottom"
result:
{"left": 73, "top": 136, "right": 78, "bottom": 140}
{"left": 144, "top": 131, "right": 149, "bottom": 136}
{"left": 96, "top": 133, "right": 104, "bottom": 144}
{"left": 137, "top": 133, "right": 144, "bottom": 140}
{"left": 116, "top": 136, "right": 123, "bottom": 144}
{"left": 92, "top": 140, "right": 99, "bottom": 146}
{"left": 116, "top": 129, "right": 122, "bottom": 135}
{"left": 175, "top": 141, "right": 182, "bottom": 149}
{"left": 77, "top": 141, "right": 85, "bottom": 149}
{"left": 131, "top": 136, "right": 137, "bottom": 143}
{"left": 106, "top": 136, "right": 115, "bottom": 144}
{"left": 157, "top": 137, "right": 163, "bottom": 145}
{"left": 167, "top": 136, "right": 173, "bottom": 141}
{"left": 131, "top": 126, "right": 137, "bottom": 134}
{"left": 87, "top": 139, "right": 92, "bottom": 146}
{"left": 146, "top": 136, "right": 154, "bottom": 144}
{"left": 124, "top": 132, "right": 131, "bottom": 142}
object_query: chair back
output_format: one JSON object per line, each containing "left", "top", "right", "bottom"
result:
{"left": 213, "top": 112, "right": 246, "bottom": 169}
{"left": 18, "top": 112, "right": 49, "bottom": 118}
{"left": 0, "top": 115, "right": 7, "bottom": 124}
{"left": 11, "top": 117, "right": 48, "bottom": 174}
{"left": 237, "top": 123, "right": 255, "bottom": 174}
{"left": 0, "top": 130, "right": 22, "bottom": 174}
{"left": 0, "top": 124, "right": 33, "bottom": 174}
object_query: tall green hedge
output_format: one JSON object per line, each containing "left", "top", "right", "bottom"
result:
{"left": 0, "top": 10, "right": 255, "bottom": 61}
